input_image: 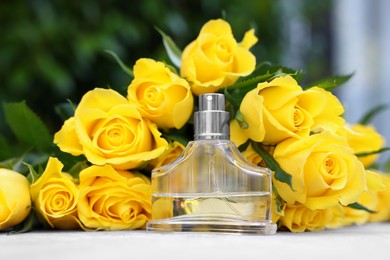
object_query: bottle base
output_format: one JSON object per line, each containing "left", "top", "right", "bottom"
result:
{"left": 146, "top": 216, "right": 277, "bottom": 235}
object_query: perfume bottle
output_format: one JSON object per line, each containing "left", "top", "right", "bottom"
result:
{"left": 146, "top": 93, "right": 276, "bottom": 234}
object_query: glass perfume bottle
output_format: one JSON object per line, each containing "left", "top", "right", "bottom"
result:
{"left": 146, "top": 93, "right": 276, "bottom": 234}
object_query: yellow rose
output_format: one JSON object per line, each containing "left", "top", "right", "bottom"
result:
{"left": 325, "top": 205, "right": 346, "bottom": 229}
{"left": 369, "top": 172, "right": 390, "bottom": 222}
{"left": 238, "top": 76, "right": 304, "bottom": 144}
{"left": 180, "top": 19, "right": 258, "bottom": 95}
{"left": 343, "top": 124, "right": 385, "bottom": 168}
{"left": 272, "top": 191, "right": 285, "bottom": 224}
{"left": 326, "top": 170, "right": 389, "bottom": 228}
{"left": 238, "top": 76, "right": 344, "bottom": 145}
{"left": 0, "top": 168, "right": 31, "bottom": 230}
{"left": 280, "top": 203, "right": 333, "bottom": 232}
{"left": 128, "top": 58, "right": 194, "bottom": 129}
{"left": 30, "top": 157, "right": 81, "bottom": 229}
{"left": 273, "top": 131, "right": 366, "bottom": 210}
{"left": 150, "top": 197, "right": 173, "bottom": 220}
{"left": 299, "top": 86, "right": 345, "bottom": 133}
{"left": 54, "top": 88, "right": 168, "bottom": 170}
{"left": 78, "top": 165, "right": 151, "bottom": 230}
{"left": 230, "top": 119, "right": 249, "bottom": 146}
{"left": 341, "top": 170, "right": 385, "bottom": 226}
{"left": 240, "top": 143, "right": 274, "bottom": 168}
{"left": 149, "top": 141, "right": 185, "bottom": 169}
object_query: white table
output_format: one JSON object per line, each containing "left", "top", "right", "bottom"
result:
{"left": 1, "top": 223, "right": 389, "bottom": 260}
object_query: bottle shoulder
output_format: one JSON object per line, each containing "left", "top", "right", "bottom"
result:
{"left": 152, "top": 140, "right": 271, "bottom": 176}
{"left": 222, "top": 141, "right": 272, "bottom": 175}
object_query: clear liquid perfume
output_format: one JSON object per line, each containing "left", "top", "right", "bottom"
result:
{"left": 146, "top": 93, "right": 276, "bottom": 234}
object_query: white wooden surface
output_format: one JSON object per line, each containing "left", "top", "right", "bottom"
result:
{"left": 1, "top": 223, "right": 389, "bottom": 260}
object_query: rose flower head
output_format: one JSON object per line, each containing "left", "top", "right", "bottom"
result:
{"left": 128, "top": 58, "right": 194, "bottom": 129}
{"left": 77, "top": 165, "right": 151, "bottom": 230}
{"left": 30, "top": 157, "right": 81, "bottom": 229}
{"left": 273, "top": 130, "right": 366, "bottom": 210}
{"left": 234, "top": 75, "right": 344, "bottom": 145}
{"left": 180, "top": 19, "right": 258, "bottom": 95}
{"left": 0, "top": 168, "right": 31, "bottom": 230}
{"left": 149, "top": 141, "right": 185, "bottom": 169}
{"left": 54, "top": 88, "right": 169, "bottom": 170}
{"left": 279, "top": 203, "right": 334, "bottom": 232}
{"left": 240, "top": 143, "right": 274, "bottom": 168}
{"left": 368, "top": 172, "right": 390, "bottom": 222}
{"left": 342, "top": 123, "right": 385, "bottom": 168}
{"left": 340, "top": 170, "right": 386, "bottom": 226}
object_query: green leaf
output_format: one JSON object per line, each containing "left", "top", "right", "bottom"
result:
{"left": 222, "top": 73, "right": 270, "bottom": 108}
{"left": 252, "top": 61, "right": 273, "bottom": 73}
{"left": 234, "top": 61, "right": 272, "bottom": 83}
{"left": 24, "top": 162, "right": 41, "bottom": 184}
{"left": 308, "top": 73, "right": 354, "bottom": 91}
{"left": 226, "top": 73, "right": 271, "bottom": 93}
{"left": 104, "top": 50, "right": 133, "bottom": 77}
{"left": 161, "top": 124, "right": 192, "bottom": 147}
{"left": 3, "top": 101, "right": 52, "bottom": 151}
{"left": 251, "top": 141, "right": 293, "bottom": 189}
{"left": 223, "top": 87, "right": 241, "bottom": 109}
{"left": 235, "top": 110, "right": 248, "bottom": 129}
{"left": 356, "top": 147, "right": 390, "bottom": 158}
{"left": 163, "top": 133, "right": 191, "bottom": 147}
{"left": 9, "top": 156, "right": 26, "bottom": 174}
{"left": 272, "top": 67, "right": 303, "bottom": 80}
{"left": 155, "top": 27, "right": 182, "bottom": 68}
{"left": 273, "top": 185, "right": 286, "bottom": 216}
{"left": 240, "top": 62, "right": 301, "bottom": 81}
{"left": 223, "top": 64, "right": 302, "bottom": 106}
{"left": 0, "top": 158, "right": 15, "bottom": 171}
{"left": 347, "top": 202, "right": 376, "bottom": 213}
{"left": 67, "top": 160, "right": 89, "bottom": 180}
{"left": 1, "top": 152, "right": 47, "bottom": 175}
{"left": 359, "top": 103, "right": 388, "bottom": 125}
{"left": 238, "top": 140, "right": 250, "bottom": 153}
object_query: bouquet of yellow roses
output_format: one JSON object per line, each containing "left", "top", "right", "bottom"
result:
{"left": 1, "top": 19, "right": 390, "bottom": 233}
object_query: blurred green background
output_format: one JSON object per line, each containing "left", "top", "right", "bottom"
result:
{"left": 0, "top": 0, "right": 332, "bottom": 161}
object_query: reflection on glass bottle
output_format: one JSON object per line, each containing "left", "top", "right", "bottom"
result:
{"left": 147, "top": 93, "right": 276, "bottom": 234}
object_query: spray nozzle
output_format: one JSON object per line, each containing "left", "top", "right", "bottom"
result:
{"left": 194, "top": 93, "right": 230, "bottom": 140}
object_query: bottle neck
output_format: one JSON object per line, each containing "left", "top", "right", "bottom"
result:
{"left": 194, "top": 110, "right": 230, "bottom": 140}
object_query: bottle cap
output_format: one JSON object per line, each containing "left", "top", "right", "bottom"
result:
{"left": 194, "top": 93, "right": 230, "bottom": 140}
